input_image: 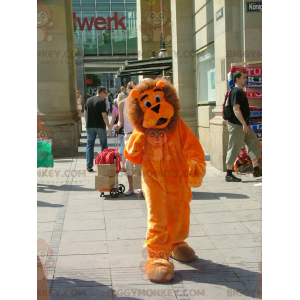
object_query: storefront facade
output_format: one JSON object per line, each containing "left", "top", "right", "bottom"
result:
{"left": 72, "top": 0, "right": 138, "bottom": 99}
{"left": 134, "top": 0, "right": 262, "bottom": 171}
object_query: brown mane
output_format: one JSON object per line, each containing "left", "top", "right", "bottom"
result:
{"left": 126, "top": 78, "right": 181, "bottom": 133}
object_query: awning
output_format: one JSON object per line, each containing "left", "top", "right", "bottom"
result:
{"left": 114, "top": 56, "right": 172, "bottom": 78}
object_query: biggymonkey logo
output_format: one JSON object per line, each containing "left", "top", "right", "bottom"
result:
{"left": 37, "top": 0, "right": 54, "bottom": 42}
{"left": 141, "top": 0, "right": 172, "bottom": 43}
{"left": 37, "top": 239, "right": 55, "bottom": 280}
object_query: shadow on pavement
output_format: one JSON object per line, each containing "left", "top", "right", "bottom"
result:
{"left": 37, "top": 184, "right": 64, "bottom": 193}
{"left": 192, "top": 191, "right": 249, "bottom": 200}
{"left": 176, "top": 257, "right": 262, "bottom": 298}
{"left": 37, "top": 201, "right": 64, "bottom": 208}
{"left": 37, "top": 184, "right": 95, "bottom": 193}
{"left": 46, "top": 277, "right": 144, "bottom": 300}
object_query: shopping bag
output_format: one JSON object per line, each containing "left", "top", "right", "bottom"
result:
{"left": 37, "top": 139, "right": 54, "bottom": 168}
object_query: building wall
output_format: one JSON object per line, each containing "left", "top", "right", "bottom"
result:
{"left": 194, "top": 0, "right": 215, "bottom": 152}
{"left": 192, "top": 0, "right": 262, "bottom": 169}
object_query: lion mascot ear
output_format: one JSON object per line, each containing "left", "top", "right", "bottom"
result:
{"left": 156, "top": 80, "right": 165, "bottom": 88}
{"left": 130, "top": 89, "right": 139, "bottom": 98}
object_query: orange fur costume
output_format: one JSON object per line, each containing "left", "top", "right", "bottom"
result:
{"left": 124, "top": 78, "right": 206, "bottom": 283}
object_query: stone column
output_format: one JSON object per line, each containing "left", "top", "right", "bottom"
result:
{"left": 137, "top": 0, "right": 172, "bottom": 82}
{"left": 170, "top": 0, "right": 197, "bottom": 136}
{"left": 37, "top": 0, "right": 79, "bottom": 157}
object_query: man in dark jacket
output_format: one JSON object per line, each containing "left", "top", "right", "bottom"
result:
{"left": 84, "top": 86, "right": 112, "bottom": 172}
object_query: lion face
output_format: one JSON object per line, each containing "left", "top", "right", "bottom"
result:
{"left": 130, "top": 80, "right": 174, "bottom": 129}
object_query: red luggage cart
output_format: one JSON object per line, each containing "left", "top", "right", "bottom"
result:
{"left": 97, "top": 133, "right": 125, "bottom": 198}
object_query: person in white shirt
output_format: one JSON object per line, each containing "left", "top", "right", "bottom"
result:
{"left": 113, "top": 81, "right": 137, "bottom": 196}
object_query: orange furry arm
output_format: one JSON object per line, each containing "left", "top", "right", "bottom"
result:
{"left": 178, "top": 118, "right": 206, "bottom": 187}
{"left": 124, "top": 130, "right": 145, "bottom": 165}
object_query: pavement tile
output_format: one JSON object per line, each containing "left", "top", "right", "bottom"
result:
{"left": 58, "top": 241, "right": 108, "bottom": 255}
{"left": 224, "top": 200, "right": 262, "bottom": 211}
{"left": 242, "top": 221, "right": 262, "bottom": 234}
{"left": 63, "top": 219, "right": 105, "bottom": 231}
{"left": 201, "top": 222, "right": 250, "bottom": 236}
{"left": 217, "top": 246, "right": 262, "bottom": 264}
{"left": 232, "top": 209, "right": 262, "bottom": 222}
{"left": 185, "top": 236, "right": 216, "bottom": 250}
{"left": 37, "top": 222, "right": 56, "bottom": 232}
{"left": 66, "top": 204, "right": 103, "bottom": 213}
{"left": 37, "top": 213, "right": 58, "bottom": 223}
{"left": 109, "top": 252, "right": 144, "bottom": 269}
{"left": 104, "top": 209, "right": 144, "bottom": 219}
{"left": 193, "top": 211, "right": 239, "bottom": 224}
{"left": 190, "top": 203, "right": 230, "bottom": 213}
{"left": 64, "top": 211, "right": 104, "bottom": 221}
{"left": 209, "top": 234, "right": 261, "bottom": 249}
{"left": 60, "top": 230, "right": 107, "bottom": 242}
{"left": 67, "top": 199, "right": 103, "bottom": 206}
{"left": 103, "top": 201, "right": 142, "bottom": 211}
{"left": 188, "top": 224, "right": 207, "bottom": 237}
{"left": 55, "top": 254, "right": 110, "bottom": 270}
{"left": 107, "top": 239, "right": 145, "bottom": 254}
{"left": 106, "top": 227, "right": 146, "bottom": 241}
{"left": 68, "top": 193, "right": 99, "bottom": 200}
{"left": 105, "top": 217, "right": 147, "bottom": 230}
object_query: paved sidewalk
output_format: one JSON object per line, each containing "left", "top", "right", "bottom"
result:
{"left": 37, "top": 116, "right": 262, "bottom": 300}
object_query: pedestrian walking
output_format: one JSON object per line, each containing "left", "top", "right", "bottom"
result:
{"left": 225, "top": 70, "right": 262, "bottom": 182}
{"left": 84, "top": 86, "right": 113, "bottom": 172}
{"left": 113, "top": 81, "right": 137, "bottom": 195}
{"left": 109, "top": 99, "right": 126, "bottom": 171}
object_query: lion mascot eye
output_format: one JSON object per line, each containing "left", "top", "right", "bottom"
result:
{"left": 144, "top": 100, "right": 152, "bottom": 108}
{"left": 149, "top": 131, "right": 156, "bottom": 138}
{"left": 158, "top": 131, "right": 164, "bottom": 138}
{"left": 155, "top": 95, "right": 161, "bottom": 103}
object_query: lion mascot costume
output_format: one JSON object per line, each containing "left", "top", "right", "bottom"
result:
{"left": 124, "top": 78, "right": 206, "bottom": 283}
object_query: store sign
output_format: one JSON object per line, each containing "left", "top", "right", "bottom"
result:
{"left": 73, "top": 12, "right": 126, "bottom": 31}
{"left": 86, "top": 79, "right": 93, "bottom": 84}
{"left": 247, "top": 2, "right": 262, "bottom": 12}
{"left": 216, "top": 8, "right": 223, "bottom": 21}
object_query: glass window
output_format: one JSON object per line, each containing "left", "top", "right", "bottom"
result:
{"left": 72, "top": 4, "right": 81, "bottom": 11}
{"left": 127, "top": 29, "right": 137, "bottom": 54}
{"left": 98, "top": 30, "right": 112, "bottom": 55}
{"left": 111, "top": 3, "right": 125, "bottom": 11}
{"left": 79, "top": 12, "right": 96, "bottom": 30}
{"left": 83, "top": 30, "right": 97, "bottom": 56}
{"left": 95, "top": 11, "right": 110, "bottom": 30}
{"left": 109, "top": 11, "right": 125, "bottom": 30}
{"left": 96, "top": 3, "right": 110, "bottom": 10}
{"left": 125, "top": 3, "right": 136, "bottom": 11}
{"left": 112, "top": 30, "right": 126, "bottom": 55}
{"left": 81, "top": 0, "right": 95, "bottom": 2}
{"left": 197, "top": 46, "right": 215, "bottom": 103}
{"left": 81, "top": 2, "right": 96, "bottom": 11}
{"left": 72, "top": 0, "right": 80, "bottom": 2}
{"left": 111, "top": 0, "right": 124, "bottom": 2}
{"left": 125, "top": 11, "right": 136, "bottom": 30}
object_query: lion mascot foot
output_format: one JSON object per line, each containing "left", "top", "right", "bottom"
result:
{"left": 145, "top": 258, "right": 174, "bottom": 283}
{"left": 171, "top": 243, "right": 195, "bottom": 262}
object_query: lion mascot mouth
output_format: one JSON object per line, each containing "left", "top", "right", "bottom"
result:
{"left": 130, "top": 80, "right": 174, "bottom": 129}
